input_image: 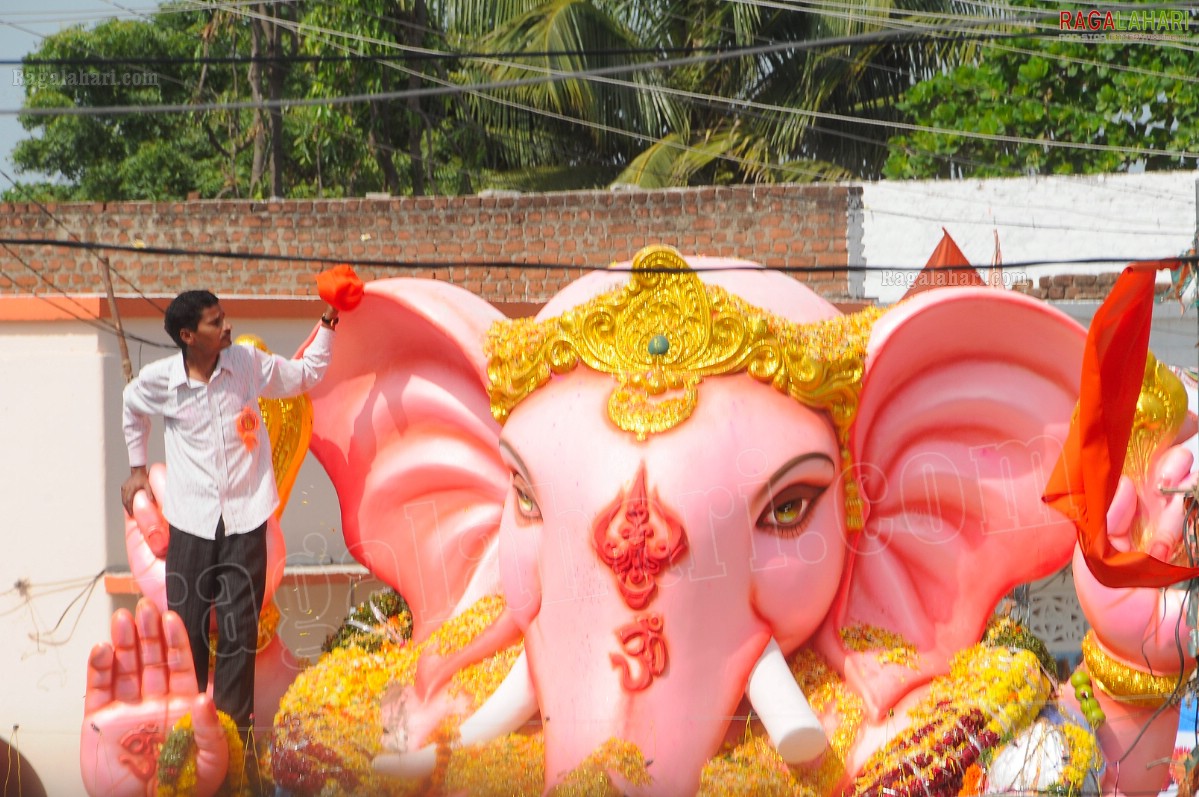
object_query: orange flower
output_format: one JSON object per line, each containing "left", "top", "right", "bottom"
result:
{"left": 959, "top": 764, "right": 983, "bottom": 796}
{"left": 236, "top": 406, "right": 260, "bottom": 451}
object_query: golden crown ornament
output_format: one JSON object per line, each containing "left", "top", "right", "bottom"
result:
{"left": 485, "top": 245, "right": 884, "bottom": 530}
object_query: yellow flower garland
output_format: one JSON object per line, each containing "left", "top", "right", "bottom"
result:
{"left": 854, "top": 645, "right": 1052, "bottom": 797}
{"left": 156, "top": 710, "right": 249, "bottom": 797}
{"left": 1056, "top": 720, "right": 1103, "bottom": 795}
{"left": 839, "top": 624, "right": 920, "bottom": 670}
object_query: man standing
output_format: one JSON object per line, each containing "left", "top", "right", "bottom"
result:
{"left": 120, "top": 289, "right": 341, "bottom": 737}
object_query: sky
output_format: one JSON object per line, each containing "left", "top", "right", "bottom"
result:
{"left": 0, "top": 0, "right": 160, "bottom": 183}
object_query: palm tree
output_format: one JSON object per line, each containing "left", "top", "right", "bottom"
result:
{"left": 429, "top": 0, "right": 979, "bottom": 189}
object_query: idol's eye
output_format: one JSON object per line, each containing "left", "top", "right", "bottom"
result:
{"left": 757, "top": 483, "right": 826, "bottom": 537}
{"left": 512, "top": 474, "right": 542, "bottom": 521}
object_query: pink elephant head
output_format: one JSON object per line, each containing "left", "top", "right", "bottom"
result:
{"left": 308, "top": 246, "right": 1085, "bottom": 795}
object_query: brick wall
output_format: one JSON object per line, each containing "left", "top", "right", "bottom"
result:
{"left": 0, "top": 185, "right": 859, "bottom": 305}
{"left": 1012, "top": 273, "right": 1173, "bottom": 301}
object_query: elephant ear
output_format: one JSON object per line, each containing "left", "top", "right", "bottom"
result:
{"left": 815, "top": 288, "right": 1086, "bottom": 719}
{"left": 308, "top": 279, "right": 508, "bottom": 642}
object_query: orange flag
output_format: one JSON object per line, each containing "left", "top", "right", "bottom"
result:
{"left": 1043, "top": 260, "right": 1196, "bottom": 588}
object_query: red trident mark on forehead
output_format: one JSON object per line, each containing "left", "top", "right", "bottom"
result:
{"left": 592, "top": 464, "right": 688, "bottom": 609}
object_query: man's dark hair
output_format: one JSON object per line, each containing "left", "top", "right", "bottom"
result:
{"left": 164, "top": 290, "right": 220, "bottom": 351}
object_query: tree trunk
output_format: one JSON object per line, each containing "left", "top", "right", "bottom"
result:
{"left": 248, "top": 10, "right": 265, "bottom": 194}
{"left": 406, "top": 0, "right": 428, "bottom": 196}
{"left": 265, "top": 2, "right": 286, "bottom": 198}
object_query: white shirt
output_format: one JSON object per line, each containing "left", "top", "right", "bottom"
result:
{"left": 123, "top": 327, "right": 334, "bottom": 538}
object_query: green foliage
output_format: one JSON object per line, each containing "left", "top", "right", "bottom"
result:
{"left": 884, "top": 3, "right": 1199, "bottom": 178}
{"left": 7, "top": 0, "right": 1005, "bottom": 199}
{"left": 10, "top": 11, "right": 220, "bottom": 200}
{"left": 322, "top": 589, "right": 413, "bottom": 654}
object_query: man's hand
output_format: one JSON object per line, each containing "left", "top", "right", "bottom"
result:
{"left": 121, "top": 466, "right": 152, "bottom": 515}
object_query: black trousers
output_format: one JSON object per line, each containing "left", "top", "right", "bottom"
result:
{"left": 165, "top": 518, "right": 267, "bottom": 732}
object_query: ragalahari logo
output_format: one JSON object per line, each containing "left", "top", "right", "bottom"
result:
{"left": 1058, "top": 8, "right": 1190, "bottom": 38}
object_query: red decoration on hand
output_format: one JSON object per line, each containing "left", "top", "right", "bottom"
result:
{"left": 117, "top": 724, "right": 163, "bottom": 785}
{"left": 316, "top": 264, "right": 365, "bottom": 311}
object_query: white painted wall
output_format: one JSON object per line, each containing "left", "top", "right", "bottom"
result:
{"left": 859, "top": 171, "right": 1198, "bottom": 304}
{"left": 0, "top": 321, "right": 118, "bottom": 797}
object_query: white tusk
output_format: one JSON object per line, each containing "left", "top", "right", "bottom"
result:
{"left": 746, "top": 638, "right": 828, "bottom": 764}
{"left": 374, "top": 649, "right": 539, "bottom": 778}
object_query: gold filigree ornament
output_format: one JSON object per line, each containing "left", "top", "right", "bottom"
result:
{"left": 1126, "top": 351, "right": 1188, "bottom": 481}
{"left": 1123, "top": 352, "right": 1188, "bottom": 554}
{"left": 485, "top": 245, "right": 884, "bottom": 530}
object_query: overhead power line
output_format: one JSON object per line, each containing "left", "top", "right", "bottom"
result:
{"left": 10, "top": 45, "right": 857, "bottom": 67}
{"left": 0, "top": 14, "right": 1061, "bottom": 119}
{"left": 6, "top": 11, "right": 1196, "bottom": 167}
{"left": 0, "top": 242, "right": 171, "bottom": 349}
{"left": 0, "top": 167, "right": 166, "bottom": 314}
{"left": 0, "top": 236, "right": 1193, "bottom": 273}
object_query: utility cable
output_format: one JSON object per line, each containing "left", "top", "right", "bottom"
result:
{"left": 0, "top": 243, "right": 172, "bottom": 349}
{"left": 1, "top": 235, "right": 1194, "bottom": 273}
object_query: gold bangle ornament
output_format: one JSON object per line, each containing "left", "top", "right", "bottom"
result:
{"left": 1081, "top": 630, "right": 1192, "bottom": 707}
{"left": 485, "top": 245, "right": 883, "bottom": 531}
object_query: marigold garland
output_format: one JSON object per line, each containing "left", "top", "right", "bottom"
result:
{"left": 983, "top": 616, "right": 1057, "bottom": 678}
{"left": 546, "top": 739, "right": 652, "bottom": 797}
{"left": 1055, "top": 720, "right": 1103, "bottom": 795}
{"left": 442, "top": 732, "right": 545, "bottom": 796}
{"left": 958, "top": 763, "right": 984, "bottom": 796}
{"left": 853, "top": 645, "right": 1051, "bottom": 797}
{"left": 269, "top": 594, "right": 512, "bottom": 797}
{"left": 789, "top": 648, "right": 863, "bottom": 796}
{"left": 156, "top": 710, "right": 249, "bottom": 797}
{"left": 258, "top": 592, "right": 1094, "bottom": 797}
{"left": 839, "top": 623, "right": 919, "bottom": 669}
{"left": 449, "top": 644, "right": 524, "bottom": 709}
{"left": 699, "top": 734, "right": 809, "bottom": 796}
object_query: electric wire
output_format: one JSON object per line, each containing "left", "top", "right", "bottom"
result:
{"left": 0, "top": 167, "right": 167, "bottom": 314}
{"left": 0, "top": 242, "right": 172, "bottom": 348}
{"left": 7, "top": 0, "right": 1197, "bottom": 191}
{"left": 0, "top": 235, "right": 1193, "bottom": 273}
{"left": 207, "top": 0, "right": 1199, "bottom": 192}
{"left": 191, "top": 3, "right": 1199, "bottom": 164}
{"left": 5, "top": 2, "right": 1197, "bottom": 211}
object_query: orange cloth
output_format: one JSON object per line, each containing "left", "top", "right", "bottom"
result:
{"left": 316, "top": 264, "right": 365, "bottom": 311}
{"left": 1043, "top": 260, "right": 1197, "bottom": 589}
